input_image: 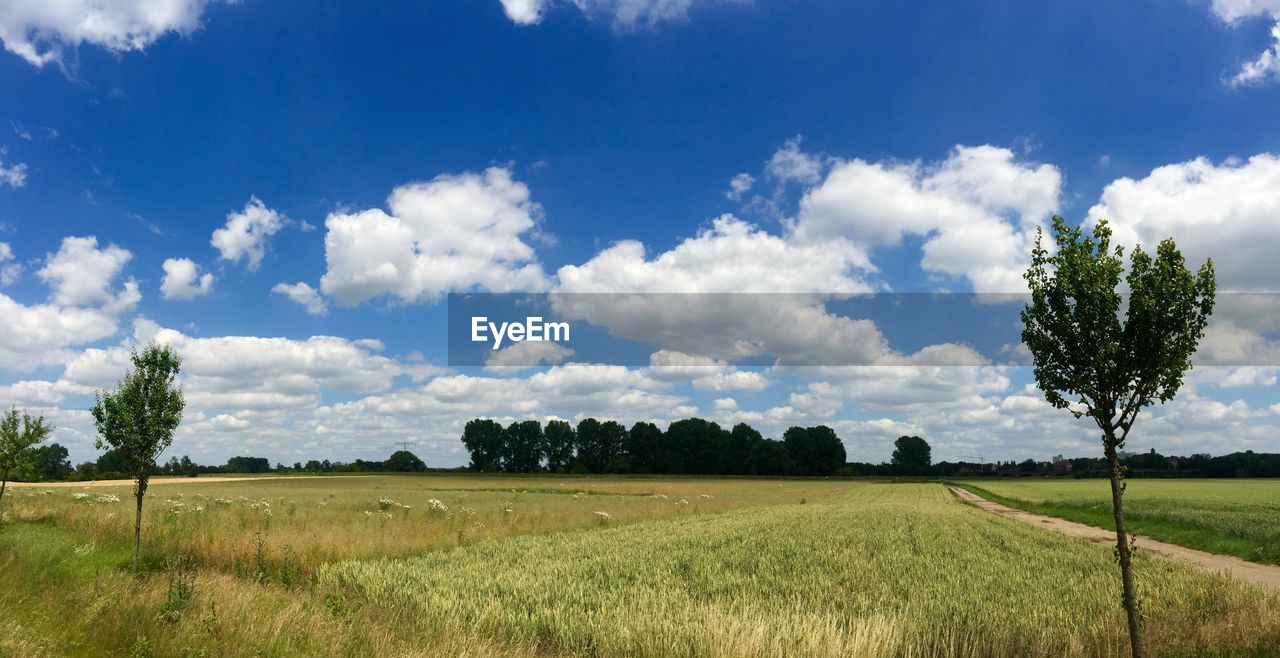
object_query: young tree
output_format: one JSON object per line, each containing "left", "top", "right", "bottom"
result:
{"left": 1021, "top": 217, "right": 1214, "bottom": 658}
{"left": 90, "top": 343, "right": 186, "bottom": 571}
{"left": 890, "top": 436, "right": 931, "bottom": 474}
{"left": 0, "top": 408, "right": 53, "bottom": 510}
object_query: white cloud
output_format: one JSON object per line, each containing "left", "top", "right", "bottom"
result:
{"left": 62, "top": 319, "right": 432, "bottom": 412}
{"left": 484, "top": 341, "right": 575, "bottom": 369}
{"left": 36, "top": 236, "right": 139, "bottom": 311}
{"left": 0, "top": 160, "right": 26, "bottom": 187}
{"left": 788, "top": 144, "right": 1062, "bottom": 292}
{"left": 500, "top": 0, "right": 549, "bottom": 24}
{"left": 553, "top": 215, "right": 893, "bottom": 364}
{"left": 0, "top": 294, "right": 120, "bottom": 370}
{"left": 0, "top": 241, "right": 19, "bottom": 286}
{"left": 211, "top": 197, "right": 286, "bottom": 271}
{"left": 272, "top": 281, "right": 328, "bottom": 316}
{"left": 500, "top": 0, "right": 738, "bottom": 29}
{"left": 725, "top": 172, "right": 755, "bottom": 201}
{"left": 1205, "top": 1, "right": 1280, "bottom": 86}
{"left": 1231, "top": 23, "right": 1280, "bottom": 86}
{"left": 0, "top": 0, "right": 225, "bottom": 67}
{"left": 1088, "top": 153, "right": 1280, "bottom": 291}
{"left": 767, "top": 136, "right": 824, "bottom": 184}
{"left": 160, "top": 257, "right": 214, "bottom": 300}
{"left": 320, "top": 167, "right": 551, "bottom": 306}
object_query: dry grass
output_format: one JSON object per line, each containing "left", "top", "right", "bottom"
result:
{"left": 1, "top": 474, "right": 854, "bottom": 575}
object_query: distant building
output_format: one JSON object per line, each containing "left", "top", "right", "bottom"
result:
{"left": 1052, "top": 455, "right": 1072, "bottom": 473}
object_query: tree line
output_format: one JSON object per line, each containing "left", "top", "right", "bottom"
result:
{"left": 460, "top": 417, "right": 849, "bottom": 476}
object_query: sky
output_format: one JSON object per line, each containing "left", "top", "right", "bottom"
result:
{"left": 2, "top": 0, "right": 1280, "bottom": 467}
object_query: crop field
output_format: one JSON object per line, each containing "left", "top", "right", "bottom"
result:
{"left": 956, "top": 479, "right": 1280, "bottom": 565}
{"left": 2, "top": 476, "right": 1280, "bottom": 657}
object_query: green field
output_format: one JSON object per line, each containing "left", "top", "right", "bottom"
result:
{"left": 956, "top": 479, "right": 1280, "bottom": 565}
{"left": 3, "top": 476, "right": 1279, "bottom": 657}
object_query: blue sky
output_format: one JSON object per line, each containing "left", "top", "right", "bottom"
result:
{"left": 2, "top": 0, "right": 1280, "bottom": 467}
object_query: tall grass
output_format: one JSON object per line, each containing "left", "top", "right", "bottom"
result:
{"left": 320, "top": 484, "right": 1280, "bottom": 657}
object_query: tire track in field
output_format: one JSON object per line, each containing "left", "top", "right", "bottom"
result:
{"left": 947, "top": 485, "right": 1280, "bottom": 591}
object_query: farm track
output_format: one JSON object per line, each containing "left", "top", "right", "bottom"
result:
{"left": 948, "top": 485, "right": 1280, "bottom": 591}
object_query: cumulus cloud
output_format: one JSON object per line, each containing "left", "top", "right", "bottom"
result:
{"left": 211, "top": 197, "right": 286, "bottom": 271}
{"left": 767, "top": 136, "right": 825, "bottom": 184}
{"left": 0, "top": 0, "right": 226, "bottom": 67}
{"left": 0, "top": 160, "right": 26, "bottom": 187}
{"left": 485, "top": 341, "right": 576, "bottom": 369}
{"left": 1206, "top": 0, "right": 1280, "bottom": 85}
{"left": 1088, "top": 154, "right": 1280, "bottom": 292}
{"left": 0, "top": 241, "right": 19, "bottom": 286}
{"left": 62, "top": 319, "right": 432, "bottom": 412}
{"left": 0, "top": 294, "right": 120, "bottom": 370}
{"left": 320, "top": 167, "right": 551, "bottom": 306}
{"left": 272, "top": 281, "right": 328, "bottom": 316}
{"left": 788, "top": 144, "right": 1062, "bottom": 292}
{"left": 1231, "top": 23, "right": 1280, "bottom": 86}
{"left": 36, "top": 236, "right": 139, "bottom": 311}
{"left": 160, "top": 257, "right": 214, "bottom": 300}
{"left": 500, "top": 0, "right": 548, "bottom": 24}
{"left": 725, "top": 172, "right": 755, "bottom": 201}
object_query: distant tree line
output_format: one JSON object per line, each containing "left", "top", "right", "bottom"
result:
{"left": 9, "top": 433, "right": 1280, "bottom": 483}
{"left": 460, "top": 417, "right": 848, "bottom": 476}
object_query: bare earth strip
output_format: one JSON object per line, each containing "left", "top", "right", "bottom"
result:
{"left": 949, "top": 485, "right": 1280, "bottom": 591}
{"left": 7, "top": 475, "right": 353, "bottom": 488}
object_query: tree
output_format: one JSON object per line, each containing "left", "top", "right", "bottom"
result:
{"left": 891, "top": 436, "right": 931, "bottom": 474}
{"left": 783, "top": 426, "right": 846, "bottom": 476}
{"left": 725, "top": 423, "right": 763, "bottom": 475}
{"left": 543, "top": 420, "right": 575, "bottom": 473}
{"left": 1, "top": 409, "right": 53, "bottom": 510}
{"left": 225, "top": 456, "right": 271, "bottom": 473}
{"left": 501, "top": 420, "right": 544, "bottom": 473}
{"left": 22, "top": 443, "right": 73, "bottom": 481}
{"left": 598, "top": 420, "right": 628, "bottom": 472}
{"left": 666, "top": 418, "right": 728, "bottom": 475}
{"left": 461, "top": 419, "right": 504, "bottom": 472}
{"left": 574, "top": 418, "right": 604, "bottom": 472}
{"left": 90, "top": 343, "right": 186, "bottom": 571}
{"left": 385, "top": 449, "right": 427, "bottom": 472}
{"left": 745, "top": 439, "right": 793, "bottom": 476}
{"left": 626, "top": 421, "right": 663, "bottom": 473}
{"left": 1021, "top": 216, "right": 1214, "bottom": 658}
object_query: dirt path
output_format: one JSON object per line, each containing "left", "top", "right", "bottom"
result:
{"left": 948, "top": 485, "right": 1280, "bottom": 591}
{"left": 7, "top": 475, "right": 355, "bottom": 488}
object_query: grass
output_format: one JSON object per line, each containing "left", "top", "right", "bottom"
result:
{"left": 954, "top": 479, "right": 1280, "bottom": 565}
{"left": 321, "top": 483, "right": 1280, "bottom": 657}
{"left": 2, "top": 474, "right": 852, "bottom": 576}
{"left": 3, "top": 475, "right": 1279, "bottom": 656}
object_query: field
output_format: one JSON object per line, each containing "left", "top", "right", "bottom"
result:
{"left": 956, "top": 479, "right": 1280, "bottom": 565}
{"left": 1, "top": 476, "right": 1278, "bottom": 657}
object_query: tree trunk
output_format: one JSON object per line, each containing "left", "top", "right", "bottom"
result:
{"left": 1105, "top": 440, "right": 1143, "bottom": 658}
{"left": 133, "top": 485, "right": 144, "bottom": 572}
{"left": 0, "top": 466, "right": 9, "bottom": 510}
